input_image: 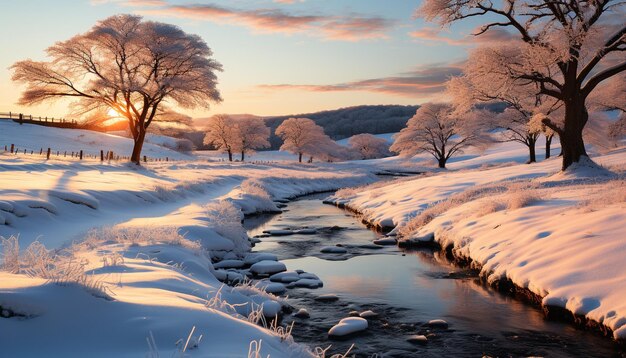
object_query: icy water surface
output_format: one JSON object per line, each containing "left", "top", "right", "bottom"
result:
{"left": 245, "top": 193, "right": 625, "bottom": 358}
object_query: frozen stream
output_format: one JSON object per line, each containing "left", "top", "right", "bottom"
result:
{"left": 244, "top": 192, "right": 623, "bottom": 357}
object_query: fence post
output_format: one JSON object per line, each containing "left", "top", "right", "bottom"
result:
{"left": 143, "top": 155, "right": 147, "bottom": 163}
{"left": 46, "top": 148, "right": 51, "bottom": 160}
{"left": 100, "top": 150, "right": 104, "bottom": 161}
{"left": 40, "top": 148, "right": 43, "bottom": 155}
{"left": 79, "top": 150, "right": 83, "bottom": 160}
{"left": 10, "top": 144, "right": 14, "bottom": 153}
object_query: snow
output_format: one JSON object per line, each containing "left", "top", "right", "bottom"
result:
{"left": 250, "top": 260, "right": 287, "bottom": 275}
{"left": 328, "top": 317, "right": 369, "bottom": 337}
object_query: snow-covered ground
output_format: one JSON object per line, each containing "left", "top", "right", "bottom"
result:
{"left": 0, "top": 121, "right": 379, "bottom": 357}
{"left": 1, "top": 118, "right": 625, "bottom": 356}
{"left": 327, "top": 144, "right": 626, "bottom": 340}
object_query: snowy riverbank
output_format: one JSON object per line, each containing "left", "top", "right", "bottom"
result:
{"left": 0, "top": 149, "right": 376, "bottom": 357}
{"left": 326, "top": 148, "right": 626, "bottom": 342}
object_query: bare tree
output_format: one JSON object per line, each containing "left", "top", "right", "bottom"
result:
{"left": 203, "top": 114, "right": 238, "bottom": 161}
{"left": 275, "top": 117, "right": 329, "bottom": 162}
{"left": 233, "top": 116, "right": 270, "bottom": 161}
{"left": 448, "top": 74, "right": 547, "bottom": 163}
{"left": 11, "top": 14, "right": 222, "bottom": 164}
{"left": 348, "top": 134, "right": 391, "bottom": 160}
{"left": 419, "top": 0, "right": 626, "bottom": 170}
{"left": 390, "top": 103, "right": 490, "bottom": 168}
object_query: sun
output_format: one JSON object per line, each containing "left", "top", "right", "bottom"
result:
{"left": 107, "top": 108, "right": 122, "bottom": 118}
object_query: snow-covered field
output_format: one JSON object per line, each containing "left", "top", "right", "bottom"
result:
{"left": 1, "top": 118, "right": 625, "bottom": 356}
{"left": 0, "top": 121, "right": 379, "bottom": 357}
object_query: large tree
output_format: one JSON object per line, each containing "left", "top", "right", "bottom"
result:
{"left": 419, "top": 0, "right": 626, "bottom": 170}
{"left": 203, "top": 114, "right": 239, "bottom": 161}
{"left": 233, "top": 116, "right": 271, "bottom": 161}
{"left": 390, "top": 103, "right": 490, "bottom": 168}
{"left": 275, "top": 117, "right": 330, "bottom": 162}
{"left": 348, "top": 134, "right": 391, "bottom": 160}
{"left": 11, "top": 14, "right": 222, "bottom": 164}
{"left": 448, "top": 74, "right": 546, "bottom": 163}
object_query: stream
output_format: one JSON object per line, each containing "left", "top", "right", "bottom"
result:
{"left": 244, "top": 192, "right": 624, "bottom": 357}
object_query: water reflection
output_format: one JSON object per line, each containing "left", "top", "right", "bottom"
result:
{"left": 245, "top": 195, "right": 624, "bottom": 357}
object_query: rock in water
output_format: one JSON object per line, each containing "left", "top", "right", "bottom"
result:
{"left": 315, "top": 294, "right": 339, "bottom": 302}
{"left": 293, "top": 308, "right": 310, "bottom": 319}
{"left": 427, "top": 319, "right": 449, "bottom": 329}
{"left": 328, "top": 317, "right": 368, "bottom": 338}
{"left": 250, "top": 260, "right": 286, "bottom": 275}
{"left": 359, "top": 310, "right": 378, "bottom": 318}
{"left": 262, "top": 282, "right": 286, "bottom": 294}
{"left": 320, "top": 246, "right": 348, "bottom": 254}
{"left": 407, "top": 335, "right": 428, "bottom": 344}
{"left": 262, "top": 300, "right": 282, "bottom": 317}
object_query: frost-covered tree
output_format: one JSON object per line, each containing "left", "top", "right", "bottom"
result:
{"left": 391, "top": 103, "right": 490, "bottom": 168}
{"left": 348, "top": 134, "right": 391, "bottom": 160}
{"left": 418, "top": 0, "right": 626, "bottom": 170}
{"left": 203, "top": 114, "right": 239, "bottom": 161}
{"left": 275, "top": 117, "right": 329, "bottom": 162}
{"left": 448, "top": 74, "right": 546, "bottom": 163}
{"left": 233, "top": 116, "right": 271, "bottom": 161}
{"left": 11, "top": 14, "right": 222, "bottom": 164}
{"left": 530, "top": 113, "right": 557, "bottom": 159}
{"left": 589, "top": 73, "right": 626, "bottom": 141}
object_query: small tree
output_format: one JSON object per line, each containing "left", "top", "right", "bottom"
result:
{"left": 233, "top": 116, "right": 270, "bottom": 161}
{"left": 390, "top": 103, "right": 490, "bottom": 168}
{"left": 419, "top": 0, "right": 626, "bottom": 170}
{"left": 275, "top": 117, "right": 328, "bottom": 162}
{"left": 203, "top": 114, "right": 239, "bottom": 161}
{"left": 348, "top": 134, "right": 391, "bottom": 160}
{"left": 11, "top": 14, "right": 222, "bottom": 164}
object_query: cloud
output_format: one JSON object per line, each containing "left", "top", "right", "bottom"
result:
{"left": 124, "top": 2, "right": 394, "bottom": 41}
{"left": 257, "top": 62, "right": 464, "bottom": 98}
{"left": 409, "top": 27, "right": 517, "bottom": 46}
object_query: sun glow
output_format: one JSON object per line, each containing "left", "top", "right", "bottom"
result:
{"left": 107, "top": 108, "right": 122, "bottom": 118}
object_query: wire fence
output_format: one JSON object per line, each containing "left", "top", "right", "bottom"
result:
{"left": 0, "top": 111, "right": 80, "bottom": 127}
{"left": 1, "top": 143, "right": 174, "bottom": 164}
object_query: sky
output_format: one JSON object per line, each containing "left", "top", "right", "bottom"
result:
{"left": 0, "top": 0, "right": 496, "bottom": 118}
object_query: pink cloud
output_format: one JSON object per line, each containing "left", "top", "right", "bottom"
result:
{"left": 257, "top": 63, "right": 464, "bottom": 97}
{"left": 134, "top": 2, "right": 393, "bottom": 41}
{"left": 409, "top": 27, "right": 517, "bottom": 46}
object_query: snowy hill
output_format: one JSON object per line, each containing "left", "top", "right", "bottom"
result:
{"left": 0, "top": 120, "right": 192, "bottom": 160}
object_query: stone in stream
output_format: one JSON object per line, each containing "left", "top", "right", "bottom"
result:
{"left": 262, "top": 282, "right": 286, "bottom": 294}
{"left": 249, "top": 260, "right": 286, "bottom": 275}
{"left": 407, "top": 335, "right": 428, "bottom": 345}
{"left": 244, "top": 253, "right": 278, "bottom": 265}
{"left": 359, "top": 310, "right": 378, "bottom": 319}
{"left": 293, "top": 308, "right": 310, "bottom": 319}
{"left": 328, "top": 317, "right": 368, "bottom": 338}
{"left": 315, "top": 294, "right": 339, "bottom": 302}
{"left": 261, "top": 300, "right": 282, "bottom": 317}
{"left": 320, "top": 246, "right": 348, "bottom": 254}
{"left": 373, "top": 237, "right": 397, "bottom": 246}
{"left": 288, "top": 278, "right": 323, "bottom": 288}
{"left": 348, "top": 310, "right": 360, "bottom": 317}
{"left": 269, "top": 271, "right": 301, "bottom": 283}
{"left": 262, "top": 229, "right": 295, "bottom": 236}
{"left": 427, "top": 319, "right": 449, "bottom": 329}
{"left": 212, "top": 259, "right": 245, "bottom": 269}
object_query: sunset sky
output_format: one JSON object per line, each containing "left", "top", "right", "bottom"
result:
{"left": 0, "top": 0, "right": 499, "bottom": 118}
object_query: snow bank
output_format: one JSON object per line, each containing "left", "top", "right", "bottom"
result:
{"left": 326, "top": 149, "right": 626, "bottom": 340}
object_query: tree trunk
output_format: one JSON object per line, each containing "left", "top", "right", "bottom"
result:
{"left": 227, "top": 149, "right": 232, "bottom": 162}
{"left": 130, "top": 128, "right": 146, "bottom": 164}
{"left": 241, "top": 151, "right": 245, "bottom": 161}
{"left": 560, "top": 99, "right": 589, "bottom": 170}
{"left": 527, "top": 136, "right": 536, "bottom": 164}
{"left": 438, "top": 157, "right": 446, "bottom": 169}
{"left": 298, "top": 152, "right": 302, "bottom": 163}
{"left": 545, "top": 135, "right": 553, "bottom": 159}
